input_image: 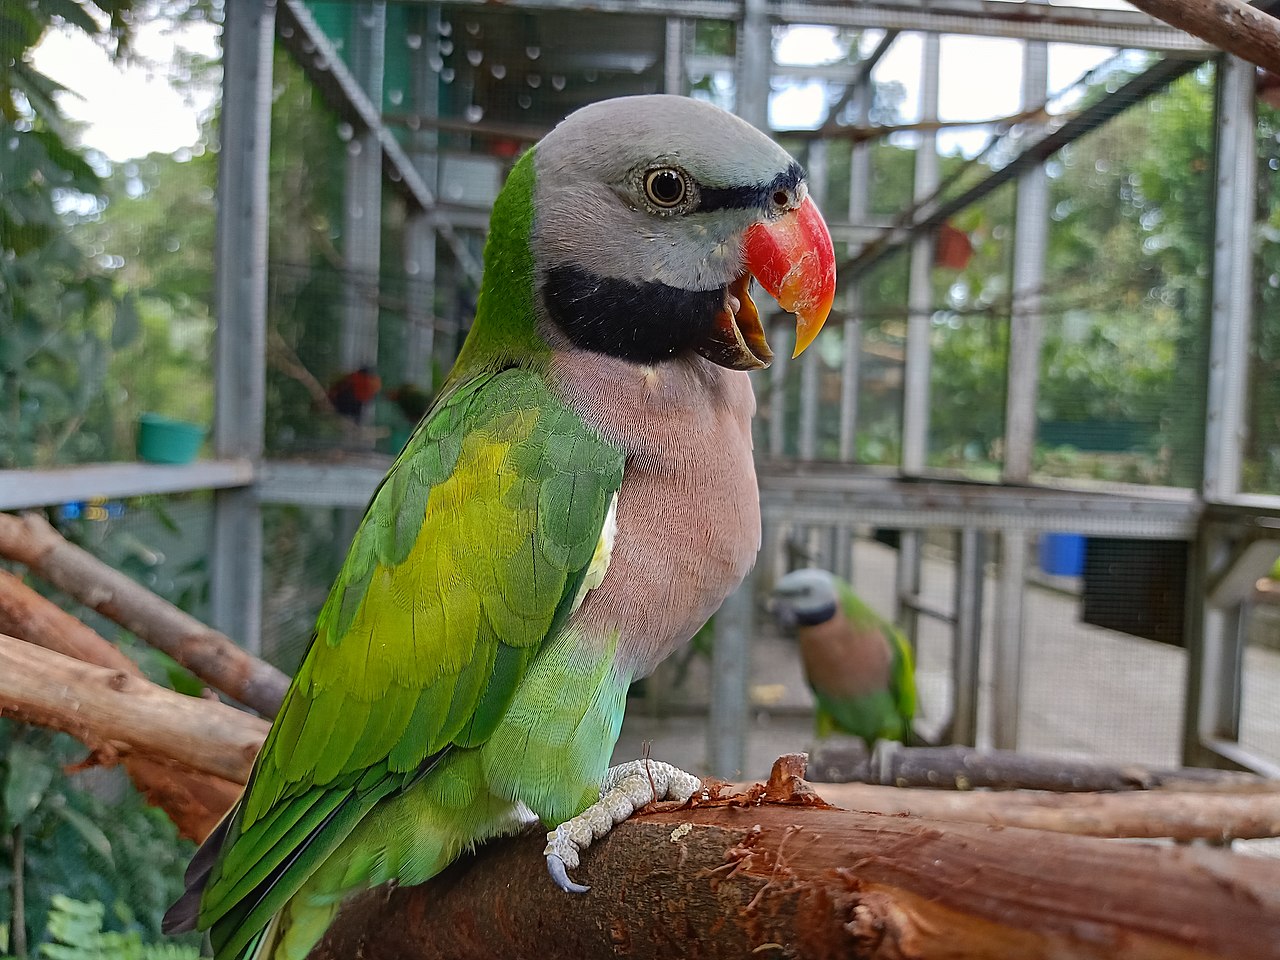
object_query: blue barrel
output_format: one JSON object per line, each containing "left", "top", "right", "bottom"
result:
{"left": 1039, "top": 533, "right": 1086, "bottom": 577}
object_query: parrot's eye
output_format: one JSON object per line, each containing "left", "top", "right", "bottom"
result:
{"left": 643, "top": 167, "right": 689, "bottom": 209}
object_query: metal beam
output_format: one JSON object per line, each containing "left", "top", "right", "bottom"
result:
{"left": 418, "top": 0, "right": 1207, "bottom": 51}
{"left": 211, "top": 0, "right": 274, "bottom": 655}
{"left": 757, "top": 467, "right": 1201, "bottom": 538}
{"left": 257, "top": 460, "right": 391, "bottom": 508}
{"left": 276, "top": 0, "right": 483, "bottom": 286}
{"left": 0, "top": 461, "right": 255, "bottom": 511}
{"left": 844, "top": 56, "right": 1204, "bottom": 283}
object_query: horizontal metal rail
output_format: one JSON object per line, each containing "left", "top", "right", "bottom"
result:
{"left": 758, "top": 465, "right": 1201, "bottom": 537}
{"left": 0, "top": 460, "right": 255, "bottom": 511}
{"left": 430, "top": 0, "right": 1208, "bottom": 50}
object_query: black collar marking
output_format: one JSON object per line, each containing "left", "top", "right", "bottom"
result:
{"left": 697, "top": 162, "right": 805, "bottom": 214}
{"left": 542, "top": 264, "right": 723, "bottom": 364}
{"left": 795, "top": 601, "right": 838, "bottom": 627}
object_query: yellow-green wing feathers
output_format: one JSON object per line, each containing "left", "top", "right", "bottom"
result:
{"left": 194, "top": 369, "right": 624, "bottom": 952}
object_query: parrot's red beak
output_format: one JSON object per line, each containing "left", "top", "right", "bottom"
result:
{"left": 693, "top": 193, "right": 836, "bottom": 372}
{"left": 744, "top": 194, "right": 836, "bottom": 359}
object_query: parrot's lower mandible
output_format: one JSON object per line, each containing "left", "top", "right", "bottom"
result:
{"left": 165, "top": 94, "right": 835, "bottom": 960}
{"left": 771, "top": 568, "right": 918, "bottom": 748}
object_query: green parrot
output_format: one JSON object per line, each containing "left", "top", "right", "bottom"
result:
{"left": 164, "top": 95, "right": 835, "bottom": 960}
{"left": 770, "top": 568, "right": 916, "bottom": 748}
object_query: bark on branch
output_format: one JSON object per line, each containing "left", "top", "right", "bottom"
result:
{"left": 1125, "top": 0, "right": 1280, "bottom": 73}
{"left": 0, "top": 512, "right": 288, "bottom": 716}
{"left": 809, "top": 739, "right": 1266, "bottom": 792}
{"left": 311, "top": 761, "right": 1280, "bottom": 960}
{"left": 0, "top": 575, "right": 244, "bottom": 839}
{"left": 813, "top": 781, "right": 1280, "bottom": 842}
{"left": 0, "top": 633, "right": 267, "bottom": 787}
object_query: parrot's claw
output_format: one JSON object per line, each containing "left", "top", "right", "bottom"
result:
{"left": 542, "top": 759, "right": 701, "bottom": 894}
{"left": 546, "top": 852, "right": 591, "bottom": 894}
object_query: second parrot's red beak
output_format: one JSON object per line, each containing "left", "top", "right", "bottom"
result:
{"left": 694, "top": 194, "right": 836, "bottom": 371}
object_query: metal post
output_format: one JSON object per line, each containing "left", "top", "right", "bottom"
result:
{"left": 1203, "top": 54, "right": 1256, "bottom": 504}
{"left": 664, "top": 18, "right": 688, "bottom": 96}
{"left": 989, "top": 30, "right": 1050, "bottom": 753}
{"left": 1003, "top": 37, "right": 1049, "bottom": 483}
{"left": 404, "top": 5, "right": 440, "bottom": 391}
{"left": 839, "top": 80, "right": 873, "bottom": 463}
{"left": 709, "top": 574, "right": 754, "bottom": 778}
{"left": 950, "top": 528, "right": 985, "bottom": 745}
{"left": 1183, "top": 56, "right": 1258, "bottom": 767}
{"left": 736, "top": 0, "right": 770, "bottom": 131}
{"left": 210, "top": 0, "right": 274, "bottom": 655}
{"left": 901, "top": 32, "right": 940, "bottom": 476}
{"left": 767, "top": 327, "right": 791, "bottom": 458}
{"left": 340, "top": 1, "right": 387, "bottom": 376}
{"left": 993, "top": 531, "right": 1027, "bottom": 749}
{"left": 895, "top": 33, "right": 940, "bottom": 643}
{"left": 709, "top": 0, "right": 771, "bottom": 779}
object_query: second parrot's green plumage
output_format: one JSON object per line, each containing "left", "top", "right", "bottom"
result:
{"left": 771, "top": 569, "right": 916, "bottom": 747}
{"left": 165, "top": 94, "right": 836, "bottom": 960}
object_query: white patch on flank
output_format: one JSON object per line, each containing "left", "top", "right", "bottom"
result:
{"left": 572, "top": 491, "right": 619, "bottom": 612}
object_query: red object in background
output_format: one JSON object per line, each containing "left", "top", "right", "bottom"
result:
{"left": 934, "top": 222, "right": 974, "bottom": 270}
{"left": 328, "top": 366, "right": 382, "bottom": 420}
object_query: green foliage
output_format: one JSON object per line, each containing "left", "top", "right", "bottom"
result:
{"left": 2, "top": 895, "right": 198, "bottom": 960}
{"left": 0, "top": 724, "right": 198, "bottom": 953}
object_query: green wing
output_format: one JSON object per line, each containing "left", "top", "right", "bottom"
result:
{"left": 194, "top": 368, "right": 624, "bottom": 956}
{"left": 886, "top": 623, "right": 917, "bottom": 732}
{"left": 826, "top": 579, "right": 918, "bottom": 745}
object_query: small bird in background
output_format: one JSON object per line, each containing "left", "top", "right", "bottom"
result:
{"left": 771, "top": 568, "right": 917, "bottom": 748}
{"left": 327, "top": 366, "right": 382, "bottom": 421}
{"left": 386, "top": 383, "right": 434, "bottom": 424}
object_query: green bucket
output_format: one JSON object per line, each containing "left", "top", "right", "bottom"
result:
{"left": 137, "top": 414, "right": 206, "bottom": 464}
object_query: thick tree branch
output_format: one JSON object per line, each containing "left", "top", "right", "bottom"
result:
{"left": 311, "top": 762, "right": 1280, "bottom": 960}
{"left": 0, "top": 567, "right": 142, "bottom": 673}
{"left": 0, "top": 633, "right": 267, "bottom": 787}
{"left": 1125, "top": 0, "right": 1280, "bottom": 73}
{"left": 0, "top": 574, "right": 244, "bottom": 839}
{"left": 0, "top": 512, "right": 288, "bottom": 716}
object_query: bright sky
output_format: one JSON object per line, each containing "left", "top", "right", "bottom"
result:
{"left": 34, "top": 9, "right": 1127, "bottom": 163}
{"left": 31, "top": 17, "right": 220, "bottom": 162}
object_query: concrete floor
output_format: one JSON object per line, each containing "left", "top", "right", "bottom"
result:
{"left": 611, "top": 538, "right": 1280, "bottom": 781}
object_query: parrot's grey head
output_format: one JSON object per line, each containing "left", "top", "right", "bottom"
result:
{"left": 771, "top": 568, "right": 839, "bottom": 629}
{"left": 530, "top": 94, "right": 835, "bottom": 370}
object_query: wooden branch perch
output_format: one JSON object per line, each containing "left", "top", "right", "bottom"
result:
{"left": 0, "top": 575, "right": 244, "bottom": 839}
{"left": 0, "top": 511, "right": 288, "bottom": 716}
{"left": 815, "top": 781, "right": 1280, "bottom": 842}
{"left": 1125, "top": 0, "right": 1280, "bottom": 73}
{"left": 0, "top": 633, "right": 267, "bottom": 787}
{"left": 310, "top": 760, "right": 1280, "bottom": 960}
{"left": 810, "top": 739, "right": 1265, "bottom": 792}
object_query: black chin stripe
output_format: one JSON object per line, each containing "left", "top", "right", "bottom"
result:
{"left": 796, "top": 601, "right": 838, "bottom": 627}
{"left": 541, "top": 264, "right": 723, "bottom": 364}
{"left": 697, "top": 162, "right": 805, "bottom": 214}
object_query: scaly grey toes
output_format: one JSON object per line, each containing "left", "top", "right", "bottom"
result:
{"left": 546, "top": 853, "right": 591, "bottom": 894}
{"left": 542, "top": 758, "right": 702, "bottom": 894}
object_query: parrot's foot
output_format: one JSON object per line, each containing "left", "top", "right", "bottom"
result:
{"left": 543, "top": 759, "right": 701, "bottom": 894}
